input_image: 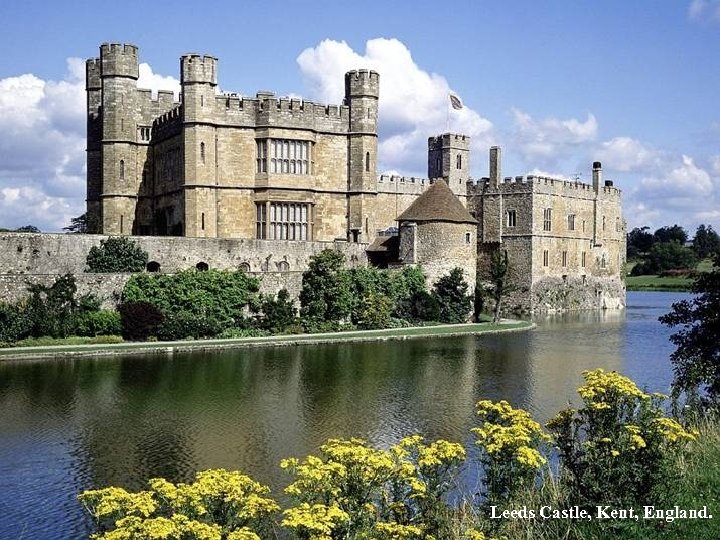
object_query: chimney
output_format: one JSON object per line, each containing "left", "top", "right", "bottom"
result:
{"left": 490, "top": 146, "right": 502, "bottom": 189}
{"left": 592, "top": 161, "right": 602, "bottom": 194}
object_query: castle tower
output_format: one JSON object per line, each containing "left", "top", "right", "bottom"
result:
{"left": 345, "top": 69, "right": 379, "bottom": 242}
{"left": 99, "top": 43, "right": 140, "bottom": 235}
{"left": 86, "top": 57, "right": 102, "bottom": 230}
{"left": 181, "top": 54, "right": 219, "bottom": 237}
{"left": 427, "top": 133, "right": 470, "bottom": 197}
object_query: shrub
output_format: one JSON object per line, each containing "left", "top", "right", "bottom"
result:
{"left": 546, "top": 369, "right": 697, "bottom": 508}
{"left": 432, "top": 268, "right": 472, "bottom": 323}
{"left": 122, "top": 269, "right": 261, "bottom": 339}
{"left": 395, "top": 290, "right": 440, "bottom": 323}
{"left": 299, "top": 250, "right": 353, "bottom": 327}
{"left": 86, "top": 236, "right": 149, "bottom": 273}
{"left": 0, "top": 302, "right": 32, "bottom": 344}
{"left": 118, "top": 301, "right": 164, "bottom": 341}
{"left": 355, "top": 292, "right": 393, "bottom": 329}
{"left": 256, "top": 289, "right": 296, "bottom": 333}
{"left": 79, "top": 469, "right": 278, "bottom": 538}
{"left": 25, "top": 273, "right": 79, "bottom": 338}
{"left": 73, "top": 309, "right": 122, "bottom": 337}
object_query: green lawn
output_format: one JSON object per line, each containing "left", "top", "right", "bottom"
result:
{"left": 626, "top": 274, "right": 694, "bottom": 292}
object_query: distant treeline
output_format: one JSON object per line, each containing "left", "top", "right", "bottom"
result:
{"left": 627, "top": 224, "right": 718, "bottom": 276}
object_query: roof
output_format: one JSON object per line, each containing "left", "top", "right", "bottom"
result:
{"left": 397, "top": 179, "right": 477, "bottom": 224}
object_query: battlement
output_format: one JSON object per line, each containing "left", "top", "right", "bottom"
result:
{"left": 86, "top": 58, "right": 101, "bottom": 90}
{"left": 377, "top": 175, "right": 431, "bottom": 195}
{"left": 100, "top": 43, "right": 139, "bottom": 79}
{"left": 428, "top": 133, "right": 470, "bottom": 150}
{"left": 181, "top": 54, "right": 218, "bottom": 85}
{"left": 344, "top": 69, "right": 380, "bottom": 98}
{"left": 153, "top": 106, "right": 183, "bottom": 128}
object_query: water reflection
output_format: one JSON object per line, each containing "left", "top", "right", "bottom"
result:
{"left": 0, "top": 292, "right": 680, "bottom": 539}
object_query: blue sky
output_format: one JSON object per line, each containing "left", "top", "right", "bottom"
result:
{"left": 1, "top": 0, "right": 719, "bottom": 233}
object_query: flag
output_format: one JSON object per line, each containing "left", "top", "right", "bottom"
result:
{"left": 449, "top": 94, "right": 463, "bottom": 110}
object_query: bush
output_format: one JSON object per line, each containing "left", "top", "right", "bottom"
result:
{"left": 395, "top": 290, "right": 440, "bottom": 323}
{"left": 122, "top": 269, "right": 260, "bottom": 339}
{"left": 355, "top": 292, "right": 393, "bottom": 329}
{"left": 73, "top": 309, "right": 122, "bottom": 337}
{"left": 299, "top": 250, "right": 353, "bottom": 327}
{"left": 25, "top": 274, "right": 79, "bottom": 338}
{"left": 432, "top": 268, "right": 472, "bottom": 323}
{"left": 546, "top": 369, "right": 697, "bottom": 508}
{"left": 86, "top": 236, "right": 149, "bottom": 272}
{"left": 256, "top": 289, "right": 296, "bottom": 333}
{"left": 0, "top": 302, "right": 32, "bottom": 344}
{"left": 118, "top": 301, "right": 164, "bottom": 341}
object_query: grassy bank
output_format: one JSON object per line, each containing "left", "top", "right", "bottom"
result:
{"left": 626, "top": 274, "right": 694, "bottom": 292}
{"left": 0, "top": 320, "right": 534, "bottom": 360}
{"left": 493, "top": 418, "right": 720, "bottom": 540}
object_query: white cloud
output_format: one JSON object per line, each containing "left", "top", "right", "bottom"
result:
{"left": 138, "top": 63, "right": 181, "bottom": 98}
{"left": 595, "top": 137, "right": 662, "bottom": 172}
{"left": 509, "top": 108, "right": 597, "bottom": 168}
{"left": 0, "top": 58, "right": 179, "bottom": 232}
{"left": 297, "top": 38, "right": 493, "bottom": 176}
{"left": 689, "top": 0, "right": 720, "bottom": 21}
{"left": 640, "top": 155, "right": 713, "bottom": 196}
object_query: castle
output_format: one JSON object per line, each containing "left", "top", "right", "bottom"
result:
{"left": 83, "top": 43, "right": 626, "bottom": 313}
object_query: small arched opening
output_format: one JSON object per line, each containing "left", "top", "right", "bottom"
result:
{"left": 277, "top": 261, "right": 290, "bottom": 272}
{"left": 196, "top": 261, "right": 209, "bottom": 272}
{"left": 146, "top": 261, "right": 161, "bottom": 273}
{"left": 239, "top": 262, "right": 251, "bottom": 273}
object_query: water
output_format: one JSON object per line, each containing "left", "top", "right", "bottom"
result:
{"left": 0, "top": 291, "right": 687, "bottom": 539}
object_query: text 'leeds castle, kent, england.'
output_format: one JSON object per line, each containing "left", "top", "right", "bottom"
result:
{"left": 82, "top": 42, "right": 626, "bottom": 313}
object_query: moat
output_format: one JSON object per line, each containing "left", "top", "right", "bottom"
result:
{"left": 0, "top": 291, "right": 685, "bottom": 539}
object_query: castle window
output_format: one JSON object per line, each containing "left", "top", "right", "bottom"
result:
{"left": 543, "top": 249, "right": 549, "bottom": 267}
{"left": 120, "top": 215, "right": 124, "bottom": 234}
{"left": 256, "top": 140, "right": 267, "bottom": 173}
{"left": 582, "top": 220, "right": 586, "bottom": 232}
{"left": 119, "top": 160, "right": 125, "bottom": 181}
{"left": 200, "top": 95, "right": 204, "bottom": 107}
{"left": 277, "top": 261, "right": 290, "bottom": 272}
{"left": 465, "top": 232, "right": 471, "bottom": 244}
{"left": 239, "top": 262, "right": 251, "bottom": 273}
{"left": 616, "top": 217, "right": 621, "bottom": 232}
{"left": 365, "top": 152, "right": 370, "bottom": 172}
{"left": 200, "top": 142, "right": 205, "bottom": 164}
{"left": 567, "top": 214, "right": 575, "bottom": 231}
{"left": 543, "top": 208, "right": 552, "bottom": 231}
{"left": 581, "top": 251, "right": 586, "bottom": 268}
{"left": 436, "top": 157, "right": 440, "bottom": 172}
{"left": 137, "top": 126, "right": 151, "bottom": 142}
{"left": 602, "top": 216, "right": 606, "bottom": 232}
{"left": 146, "top": 261, "right": 160, "bottom": 272}
{"left": 269, "top": 139, "right": 310, "bottom": 175}
{"left": 600, "top": 254, "right": 607, "bottom": 269}
{"left": 562, "top": 250, "right": 568, "bottom": 267}
{"left": 196, "top": 261, "right": 209, "bottom": 271}
{"left": 256, "top": 202, "right": 312, "bottom": 241}
{"left": 506, "top": 210, "right": 517, "bottom": 227}
{"left": 201, "top": 212, "right": 205, "bottom": 231}
{"left": 456, "top": 154, "right": 462, "bottom": 169}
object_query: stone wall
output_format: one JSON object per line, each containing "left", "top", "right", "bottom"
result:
{"left": 531, "top": 275, "right": 626, "bottom": 312}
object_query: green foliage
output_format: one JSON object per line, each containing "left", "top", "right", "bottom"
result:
{"left": 86, "top": 236, "right": 149, "bottom": 273}
{"left": 483, "top": 250, "right": 516, "bottom": 323}
{"left": 394, "top": 290, "right": 440, "bottom": 323}
{"left": 653, "top": 224, "right": 688, "bottom": 245}
{"left": 118, "top": 301, "right": 164, "bottom": 341}
{"left": 25, "top": 273, "right": 79, "bottom": 338}
{"left": 64, "top": 212, "right": 101, "bottom": 234}
{"left": 355, "top": 292, "right": 393, "bottom": 330}
{"left": 0, "top": 302, "right": 32, "bottom": 344}
{"left": 256, "top": 289, "right": 297, "bottom": 333}
{"left": 692, "top": 224, "right": 720, "bottom": 259}
{"left": 630, "top": 241, "right": 698, "bottom": 275}
{"left": 73, "top": 310, "right": 122, "bottom": 337}
{"left": 12, "top": 335, "right": 123, "bottom": 347}
{"left": 432, "top": 268, "right": 472, "bottom": 323}
{"left": 122, "top": 269, "right": 261, "bottom": 339}
{"left": 660, "top": 252, "right": 720, "bottom": 405}
{"left": 299, "top": 250, "right": 353, "bottom": 327}
{"left": 546, "top": 369, "right": 697, "bottom": 509}
{"left": 627, "top": 226, "right": 655, "bottom": 258}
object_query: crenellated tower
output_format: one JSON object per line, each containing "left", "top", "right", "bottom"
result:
{"left": 427, "top": 133, "right": 470, "bottom": 198}
{"left": 345, "top": 69, "right": 379, "bottom": 242}
{"left": 181, "top": 54, "right": 218, "bottom": 237}
{"left": 99, "top": 43, "right": 140, "bottom": 235}
{"left": 85, "top": 58, "right": 102, "bottom": 230}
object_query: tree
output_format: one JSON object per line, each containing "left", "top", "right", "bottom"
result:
{"left": 64, "top": 212, "right": 101, "bottom": 234}
{"left": 659, "top": 252, "right": 720, "bottom": 405}
{"left": 256, "top": 289, "right": 296, "bottom": 333}
{"left": 25, "top": 273, "right": 79, "bottom": 338}
{"left": 14, "top": 225, "right": 40, "bottom": 233}
{"left": 692, "top": 224, "right": 720, "bottom": 260}
{"left": 86, "top": 236, "right": 149, "bottom": 272}
{"left": 627, "top": 226, "right": 654, "bottom": 258}
{"left": 299, "top": 250, "right": 353, "bottom": 326}
{"left": 486, "top": 250, "right": 517, "bottom": 323}
{"left": 432, "top": 267, "right": 472, "bottom": 323}
{"left": 630, "top": 241, "right": 697, "bottom": 275}
{"left": 653, "top": 224, "right": 688, "bottom": 245}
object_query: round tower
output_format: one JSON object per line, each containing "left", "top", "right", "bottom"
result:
{"left": 345, "top": 70, "right": 379, "bottom": 241}
{"left": 181, "top": 54, "right": 218, "bottom": 123}
{"left": 99, "top": 43, "right": 140, "bottom": 235}
{"left": 86, "top": 57, "right": 102, "bottom": 230}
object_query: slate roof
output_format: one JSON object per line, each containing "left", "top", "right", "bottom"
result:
{"left": 397, "top": 179, "right": 477, "bottom": 224}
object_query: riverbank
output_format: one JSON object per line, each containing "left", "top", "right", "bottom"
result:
{"left": 626, "top": 275, "right": 693, "bottom": 292}
{"left": 0, "top": 320, "right": 534, "bottom": 361}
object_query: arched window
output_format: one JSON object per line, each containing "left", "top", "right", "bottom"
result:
{"left": 200, "top": 142, "right": 205, "bottom": 164}
{"left": 456, "top": 154, "right": 462, "bottom": 169}
{"left": 277, "top": 261, "right": 290, "bottom": 272}
{"left": 119, "top": 160, "right": 125, "bottom": 180}
{"left": 196, "top": 261, "right": 209, "bottom": 271}
{"left": 239, "top": 262, "right": 251, "bottom": 273}
{"left": 543, "top": 208, "right": 552, "bottom": 231}
{"left": 365, "top": 152, "right": 370, "bottom": 172}
{"left": 201, "top": 212, "right": 205, "bottom": 231}
{"left": 146, "top": 261, "right": 161, "bottom": 272}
